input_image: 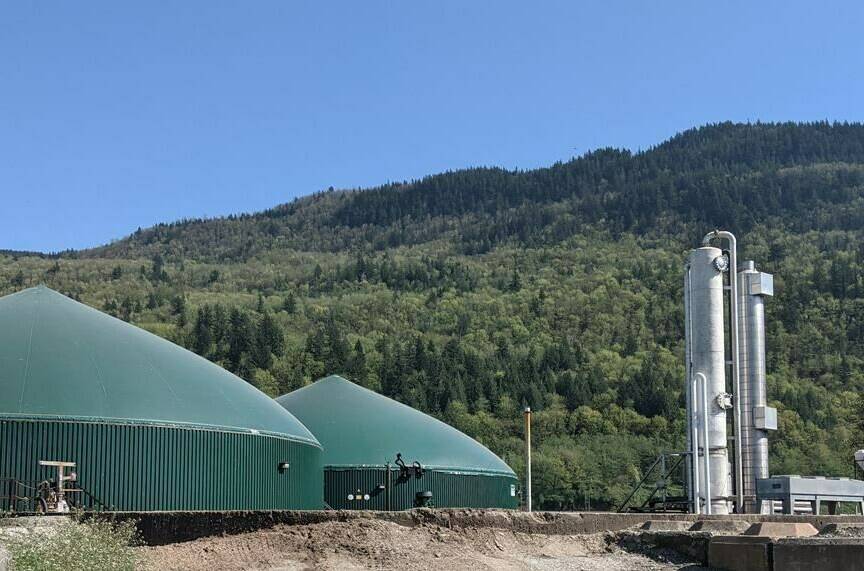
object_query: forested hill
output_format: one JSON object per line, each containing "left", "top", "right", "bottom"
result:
{"left": 82, "top": 121, "right": 864, "bottom": 260}
{"left": 4, "top": 121, "right": 864, "bottom": 510}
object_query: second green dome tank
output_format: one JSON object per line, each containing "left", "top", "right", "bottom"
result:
{"left": 276, "top": 375, "right": 518, "bottom": 510}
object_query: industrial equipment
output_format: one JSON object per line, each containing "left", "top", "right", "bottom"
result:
{"left": 616, "top": 452, "right": 690, "bottom": 513}
{"left": 756, "top": 476, "right": 864, "bottom": 515}
{"left": 684, "top": 231, "right": 777, "bottom": 514}
{"left": 35, "top": 461, "right": 77, "bottom": 513}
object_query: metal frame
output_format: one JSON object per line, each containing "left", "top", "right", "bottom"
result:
{"left": 1, "top": 477, "right": 109, "bottom": 514}
{"left": 617, "top": 452, "right": 690, "bottom": 513}
{"left": 757, "top": 476, "right": 864, "bottom": 515}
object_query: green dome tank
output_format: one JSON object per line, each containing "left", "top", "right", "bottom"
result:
{"left": 0, "top": 286, "right": 322, "bottom": 511}
{"left": 276, "top": 375, "right": 519, "bottom": 510}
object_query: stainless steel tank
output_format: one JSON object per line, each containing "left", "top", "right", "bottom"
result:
{"left": 685, "top": 246, "right": 732, "bottom": 514}
{"left": 736, "top": 261, "right": 776, "bottom": 513}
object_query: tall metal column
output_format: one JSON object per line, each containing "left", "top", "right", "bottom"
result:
{"left": 685, "top": 246, "right": 732, "bottom": 514}
{"left": 737, "top": 261, "right": 776, "bottom": 513}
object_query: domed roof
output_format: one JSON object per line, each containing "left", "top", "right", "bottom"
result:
{"left": 276, "top": 375, "right": 515, "bottom": 476}
{"left": 0, "top": 286, "right": 319, "bottom": 445}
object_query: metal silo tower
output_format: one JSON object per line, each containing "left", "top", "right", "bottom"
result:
{"left": 684, "top": 231, "right": 776, "bottom": 514}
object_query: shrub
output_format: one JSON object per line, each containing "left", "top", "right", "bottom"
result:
{"left": 6, "top": 519, "right": 140, "bottom": 571}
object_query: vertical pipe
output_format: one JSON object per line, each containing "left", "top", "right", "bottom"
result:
{"left": 690, "top": 379, "right": 701, "bottom": 514}
{"left": 54, "top": 465, "right": 62, "bottom": 505}
{"left": 524, "top": 406, "right": 532, "bottom": 513}
{"left": 660, "top": 454, "right": 667, "bottom": 508}
{"left": 737, "top": 265, "right": 754, "bottom": 512}
{"left": 703, "top": 231, "right": 743, "bottom": 513}
{"left": 729, "top": 240, "right": 745, "bottom": 515}
{"left": 699, "top": 373, "right": 712, "bottom": 515}
{"left": 385, "top": 463, "right": 391, "bottom": 511}
{"left": 684, "top": 266, "right": 696, "bottom": 513}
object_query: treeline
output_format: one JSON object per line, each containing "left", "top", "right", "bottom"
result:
{"left": 79, "top": 122, "right": 864, "bottom": 260}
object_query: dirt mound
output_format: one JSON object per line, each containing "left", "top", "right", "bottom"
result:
{"left": 140, "top": 518, "right": 704, "bottom": 570}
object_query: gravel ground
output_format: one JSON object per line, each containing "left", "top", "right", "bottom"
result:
{"left": 819, "top": 523, "right": 864, "bottom": 538}
{"left": 140, "top": 519, "right": 707, "bottom": 570}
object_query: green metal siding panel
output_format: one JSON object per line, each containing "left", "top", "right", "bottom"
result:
{"left": 0, "top": 418, "right": 323, "bottom": 511}
{"left": 324, "top": 467, "right": 519, "bottom": 510}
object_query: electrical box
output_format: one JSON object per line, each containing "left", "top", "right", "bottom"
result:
{"left": 754, "top": 405, "right": 778, "bottom": 430}
{"left": 748, "top": 272, "right": 774, "bottom": 297}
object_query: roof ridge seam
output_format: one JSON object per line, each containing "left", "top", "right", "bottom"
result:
{"left": 79, "top": 309, "right": 110, "bottom": 409}
{"left": 17, "top": 287, "right": 42, "bottom": 413}
{"left": 136, "top": 324, "right": 183, "bottom": 409}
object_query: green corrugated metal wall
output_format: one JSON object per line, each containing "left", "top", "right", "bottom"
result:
{"left": 0, "top": 418, "right": 323, "bottom": 511}
{"left": 324, "top": 467, "right": 519, "bottom": 510}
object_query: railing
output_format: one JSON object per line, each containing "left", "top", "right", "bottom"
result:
{"left": 1, "top": 478, "right": 110, "bottom": 513}
{"left": 616, "top": 452, "right": 689, "bottom": 513}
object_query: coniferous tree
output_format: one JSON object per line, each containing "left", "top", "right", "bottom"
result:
{"left": 253, "top": 312, "right": 284, "bottom": 369}
{"left": 192, "top": 306, "right": 213, "bottom": 357}
{"left": 347, "top": 340, "right": 368, "bottom": 383}
{"left": 282, "top": 291, "right": 297, "bottom": 314}
{"left": 227, "top": 308, "right": 254, "bottom": 373}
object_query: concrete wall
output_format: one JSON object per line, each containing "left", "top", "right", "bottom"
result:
{"left": 772, "top": 538, "right": 864, "bottom": 571}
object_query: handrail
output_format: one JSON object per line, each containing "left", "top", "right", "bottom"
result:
{"left": 0, "top": 478, "right": 109, "bottom": 513}
{"left": 637, "top": 455, "right": 685, "bottom": 511}
{"left": 617, "top": 452, "right": 690, "bottom": 513}
{"left": 616, "top": 455, "right": 664, "bottom": 512}
{"left": 71, "top": 485, "right": 110, "bottom": 512}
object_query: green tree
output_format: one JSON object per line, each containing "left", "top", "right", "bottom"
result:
{"left": 253, "top": 312, "right": 284, "bottom": 369}
{"left": 283, "top": 291, "right": 297, "bottom": 314}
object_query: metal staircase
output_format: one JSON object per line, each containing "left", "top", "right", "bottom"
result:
{"left": 617, "top": 452, "right": 690, "bottom": 513}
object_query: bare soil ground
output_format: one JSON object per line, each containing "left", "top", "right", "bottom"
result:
{"left": 139, "top": 518, "right": 706, "bottom": 570}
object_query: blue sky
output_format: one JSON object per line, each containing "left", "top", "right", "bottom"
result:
{"left": 1, "top": 1, "right": 862, "bottom": 252}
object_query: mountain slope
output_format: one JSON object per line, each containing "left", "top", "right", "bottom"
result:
{"left": 4, "top": 121, "right": 864, "bottom": 510}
